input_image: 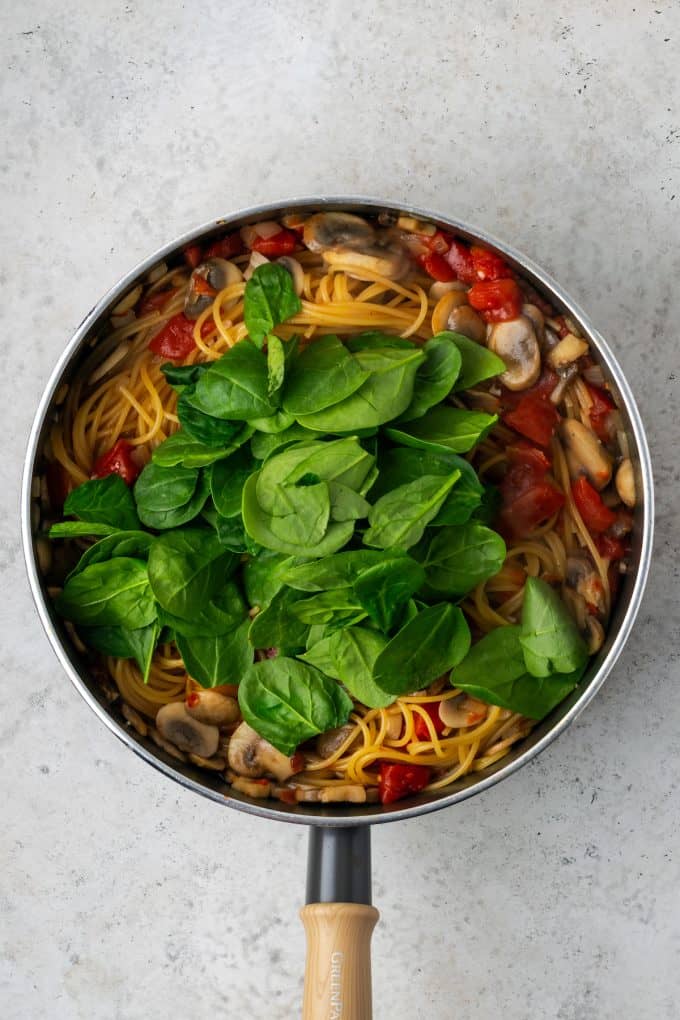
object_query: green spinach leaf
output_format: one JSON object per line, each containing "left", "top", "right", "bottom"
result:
{"left": 352, "top": 557, "right": 425, "bottom": 631}
{"left": 152, "top": 431, "right": 232, "bottom": 469}
{"left": 364, "top": 473, "right": 459, "bottom": 550}
{"left": 372, "top": 603, "right": 471, "bottom": 695}
{"left": 440, "top": 331, "right": 507, "bottom": 391}
{"left": 250, "top": 422, "right": 316, "bottom": 460}
{"left": 242, "top": 551, "right": 294, "bottom": 608}
{"left": 192, "top": 340, "right": 276, "bottom": 421}
{"left": 161, "top": 362, "right": 209, "bottom": 388}
{"left": 238, "top": 657, "right": 353, "bottom": 755}
{"left": 248, "top": 585, "right": 310, "bottom": 651}
{"left": 398, "top": 334, "right": 462, "bottom": 421}
{"left": 147, "top": 528, "right": 236, "bottom": 617}
{"left": 176, "top": 619, "right": 253, "bottom": 687}
{"left": 63, "top": 475, "right": 140, "bottom": 531}
{"left": 418, "top": 522, "right": 506, "bottom": 597}
{"left": 385, "top": 406, "right": 498, "bottom": 454}
{"left": 66, "top": 530, "right": 154, "bottom": 580}
{"left": 50, "top": 521, "right": 120, "bottom": 539}
{"left": 209, "top": 447, "right": 258, "bottom": 518}
{"left": 243, "top": 263, "right": 302, "bottom": 347}
{"left": 520, "top": 577, "right": 589, "bottom": 677}
{"left": 177, "top": 388, "right": 248, "bottom": 445}
{"left": 56, "top": 558, "right": 157, "bottom": 629}
{"left": 282, "top": 335, "right": 369, "bottom": 415}
{"left": 301, "top": 627, "right": 395, "bottom": 709}
{"left": 157, "top": 582, "right": 246, "bottom": 637}
{"left": 281, "top": 550, "right": 395, "bottom": 592}
{"left": 82, "top": 620, "right": 160, "bottom": 683}
{"left": 135, "top": 462, "right": 209, "bottom": 530}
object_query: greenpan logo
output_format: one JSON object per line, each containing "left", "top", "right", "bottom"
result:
{"left": 330, "top": 951, "right": 344, "bottom": 1018}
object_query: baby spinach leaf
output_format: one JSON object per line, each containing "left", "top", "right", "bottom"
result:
{"left": 282, "top": 335, "right": 369, "bottom": 415}
{"left": 135, "top": 463, "right": 209, "bottom": 530}
{"left": 372, "top": 603, "right": 471, "bottom": 695}
{"left": 520, "top": 577, "right": 589, "bottom": 678}
{"left": 67, "top": 530, "right": 154, "bottom": 580}
{"left": 176, "top": 619, "right": 253, "bottom": 687}
{"left": 296, "top": 347, "right": 425, "bottom": 433}
{"left": 205, "top": 508, "right": 262, "bottom": 554}
{"left": 398, "top": 335, "right": 462, "bottom": 421}
{"left": 344, "top": 332, "right": 413, "bottom": 352}
{"left": 292, "top": 588, "right": 367, "bottom": 630}
{"left": 81, "top": 620, "right": 160, "bottom": 683}
{"left": 152, "top": 432, "right": 232, "bottom": 469}
{"left": 301, "top": 627, "right": 395, "bottom": 709}
{"left": 243, "top": 263, "right": 302, "bottom": 347}
{"left": 438, "top": 331, "right": 507, "bottom": 391}
{"left": 192, "top": 340, "right": 276, "bottom": 421}
{"left": 266, "top": 334, "right": 286, "bottom": 399}
{"left": 250, "top": 422, "right": 316, "bottom": 461}
{"left": 238, "top": 657, "right": 353, "bottom": 756}
{"left": 385, "top": 406, "right": 498, "bottom": 455}
{"left": 352, "top": 557, "right": 426, "bottom": 631}
{"left": 56, "top": 557, "right": 157, "bottom": 629}
{"left": 147, "top": 528, "right": 236, "bottom": 617}
{"left": 281, "top": 550, "right": 395, "bottom": 592}
{"left": 248, "top": 585, "right": 310, "bottom": 651}
{"left": 157, "top": 582, "right": 246, "bottom": 637}
{"left": 372, "top": 446, "right": 483, "bottom": 526}
{"left": 242, "top": 551, "right": 294, "bottom": 608}
{"left": 418, "top": 522, "right": 506, "bottom": 597}
{"left": 328, "top": 482, "right": 371, "bottom": 522}
{"left": 452, "top": 624, "right": 584, "bottom": 719}
{"left": 209, "top": 447, "right": 258, "bottom": 518}
{"left": 50, "top": 521, "right": 120, "bottom": 539}
{"left": 63, "top": 475, "right": 140, "bottom": 531}
{"left": 161, "top": 362, "right": 209, "bottom": 388}
{"left": 364, "top": 473, "right": 459, "bottom": 550}
{"left": 248, "top": 410, "right": 296, "bottom": 433}
{"left": 177, "top": 388, "right": 247, "bottom": 445}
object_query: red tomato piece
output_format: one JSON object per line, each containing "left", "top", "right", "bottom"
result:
{"left": 503, "top": 393, "right": 560, "bottom": 447}
{"left": 378, "top": 762, "right": 432, "bottom": 805}
{"left": 91, "top": 439, "right": 140, "bottom": 485}
{"left": 204, "top": 233, "right": 244, "bottom": 260}
{"left": 468, "top": 278, "right": 523, "bottom": 323}
{"left": 506, "top": 441, "right": 552, "bottom": 473}
{"left": 595, "top": 533, "right": 627, "bottom": 560}
{"left": 413, "top": 702, "right": 447, "bottom": 741}
{"left": 585, "top": 383, "right": 616, "bottom": 442}
{"left": 422, "top": 230, "right": 453, "bottom": 255}
{"left": 251, "top": 228, "right": 298, "bottom": 257}
{"left": 470, "top": 246, "right": 511, "bottom": 282}
{"left": 444, "top": 239, "right": 476, "bottom": 283}
{"left": 138, "top": 289, "right": 174, "bottom": 316}
{"left": 148, "top": 313, "right": 197, "bottom": 361}
{"left": 499, "top": 483, "right": 565, "bottom": 539}
{"left": 417, "top": 251, "right": 457, "bottom": 282}
{"left": 572, "top": 476, "right": 617, "bottom": 532}
{"left": 183, "top": 244, "right": 203, "bottom": 269}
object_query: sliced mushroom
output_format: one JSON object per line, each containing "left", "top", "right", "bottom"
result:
{"left": 431, "top": 290, "right": 467, "bottom": 334}
{"left": 565, "top": 555, "right": 606, "bottom": 614}
{"left": 521, "top": 303, "right": 545, "bottom": 345}
{"left": 446, "top": 304, "right": 487, "bottom": 344}
{"left": 487, "top": 316, "right": 541, "bottom": 391}
{"left": 319, "top": 785, "right": 367, "bottom": 804}
{"left": 323, "top": 242, "right": 409, "bottom": 281}
{"left": 276, "top": 256, "right": 305, "bottom": 296}
{"left": 316, "top": 724, "right": 359, "bottom": 759}
{"left": 560, "top": 419, "right": 613, "bottom": 490}
{"left": 155, "top": 701, "right": 220, "bottom": 758}
{"left": 185, "top": 689, "right": 240, "bottom": 727}
{"left": 188, "top": 752, "right": 227, "bottom": 771}
{"left": 149, "top": 725, "right": 188, "bottom": 762}
{"left": 615, "top": 458, "right": 636, "bottom": 508}
{"left": 112, "top": 284, "right": 143, "bottom": 317}
{"left": 184, "top": 258, "right": 243, "bottom": 319}
{"left": 439, "top": 695, "right": 488, "bottom": 729}
{"left": 227, "top": 721, "right": 299, "bottom": 781}
{"left": 230, "top": 775, "right": 272, "bottom": 799}
{"left": 548, "top": 334, "right": 589, "bottom": 370}
{"left": 583, "top": 616, "right": 605, "bottom": 654}
{"left": 429, "top": 280, "right": 467, "bottom": 302}
{"left": 303, "top": 212, "right": 375, "bottom": 253}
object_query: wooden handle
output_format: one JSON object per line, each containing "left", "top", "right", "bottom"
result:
{"left": 300, "top": 902, "right": 379, "bottom": 1020}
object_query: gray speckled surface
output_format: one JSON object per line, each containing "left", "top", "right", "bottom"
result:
{"left": 2, "top": 2, "right": 678, "bottom": 1017}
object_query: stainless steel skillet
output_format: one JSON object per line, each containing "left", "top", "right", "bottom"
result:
{"left": 21, "top": 197, "right": 654, "bottom": 1018}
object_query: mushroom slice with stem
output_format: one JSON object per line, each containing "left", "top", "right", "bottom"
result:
{"left": 615, "top": 458, "right": 636, "bottom": 508}
{"left": 276, "top": 256, "right": 305, "bottom": 296}
{"left": 565, "top": 554, "right": 606, "bottom": 615}
{"left": 185, "top": 689, "right": 240, "bottom": 727}
{"left": 431, "top": 290, "right": 468, "bottom": 334}
{"left": 184, "top": 258, "right": 243, "bottom": 319}
{"left": 560, "top": 419, "right": 613, "bottom": 490}
{"left": 303, "top": 212, "right": 376, "bottom": 253}
{"left": 315, "top": 724, "right": 360, "bottom": 759}
{"left": 319, "top": 785, "right": 367, "bottom": 804}
{"left": 487, "top": 315, "right": 541, "bottom": 391}
{"left": 446, "top": 304, "right": 487, "bottom": 343}
{"left": 323, "top": 241, "right": 409, "bottom": 282}
{"left": 227, "top": 721, "right": 301, "bottom": 782}
{"left": 155, "top": 701, "right": 220, "bottom": 758}
{"left": 229, "top": 774, "right": 273, "bottom": 799}
{"left": 439, "top": 694, "right": 488, "bottom": 729}
{"left": 521, "top": 303, "right": 545, "bottom": 345}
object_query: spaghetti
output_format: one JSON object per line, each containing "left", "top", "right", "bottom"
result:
{"left": 43, "top": 210, "right": 633, "bottom": 805}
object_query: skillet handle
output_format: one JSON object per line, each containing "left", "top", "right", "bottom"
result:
{"left": 301, "top": 827, "right": 378, "bottom": 1020}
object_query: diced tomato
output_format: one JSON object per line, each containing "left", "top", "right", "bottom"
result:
{"left": 183, "top": 244, "right": 203, "bottom": 269}
{"left": 250, "top": 228, "right": 298, "bottom": 257}
{"left": 595, "top": 533, "right": 627, "bottom": 560}
{"left": 470, "top": 246, "right": 511, "bottom": 282}
{"left": 276, "top": 787, "right": 298, "bottom": 805}
{"left": 585, "top": 383, "right": 616, "bottom": 443}
{"left": 444, "top": 239, "right": 476, "bottom": 283}
{"left": 571, "top": 476, "right": 617, "bottom": 533}
{"left": 503, "top": 392, "right": 560, "bottom": 447}
{"left": 290, "top": 752, "right": 305, "bottom": 775}
{"left": 378, "top": 762, "right": 432, "bottom": 805}
{"left": 413, "top": 702, "right": 447, "bottom": 741}
{"left": 138, "top": 289, "right": 174, "bottom": 316}
{"left": 417, "top": 251, "right": 457, "bottom": 283}
{"left": 148, "top": 313, "right": 197, "bottom": 361}
{"left": 204, "top": 233, "right": 243, "bottom": 260}
{"left": 91, "top": 439, "right": 140, "bottom": 485}
{"left": 499, "top": 483, "right": 565, "bottom": 539}
{"left": 468, "top": 278, "right": 523, "bottom": 322}
{"left": 192, "top": 275, "right": 218, "bottom": 297}
{"left": 45, "top": 460, "right": 71, "bottom": 510}
{"left": 506, "top": 441, "right": 552, "bottom": 473}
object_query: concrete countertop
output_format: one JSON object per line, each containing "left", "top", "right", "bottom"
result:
{"left": 2, "top": 2, "right": 678, "bottom": 1017}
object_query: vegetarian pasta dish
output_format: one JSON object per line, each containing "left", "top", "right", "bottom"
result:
{"left": 39, "top": 209, "right": 636, "bottom": 806}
